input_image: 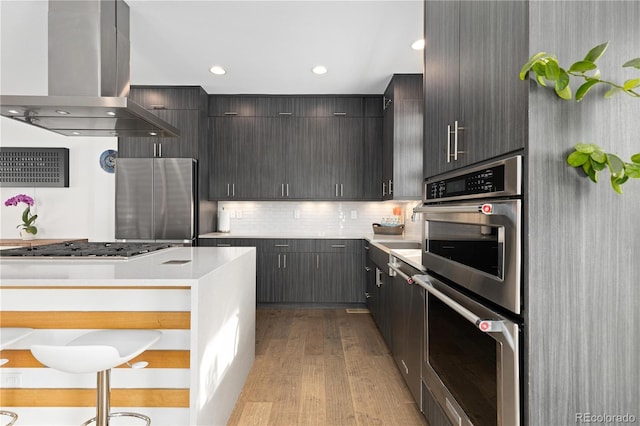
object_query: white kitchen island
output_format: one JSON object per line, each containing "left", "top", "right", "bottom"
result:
{"left": 0, "top": 246, "right": 256, "bottom": 426}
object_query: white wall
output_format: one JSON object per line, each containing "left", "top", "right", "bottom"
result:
{"left": 0, "top": 120, "right": 117, "bottom": 241}
{"left": 0, "top": 0, "right": 117, "bottom": 241}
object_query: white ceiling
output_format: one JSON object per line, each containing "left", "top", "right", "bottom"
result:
{"left": 0, "top": 0, "right": 424, "bottom": 96}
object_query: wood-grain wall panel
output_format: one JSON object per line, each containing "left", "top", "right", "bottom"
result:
{"left": 0, "top": 350, "right": 189, "bottom": 369}
{"left": 526, "top": 2, "right": 640, "bottom": 425}
{"left": 0, "top": 311, "right": 190, "bottom": 329}
{"left": 0, "top": 388, "right": 189, "bottom": 407}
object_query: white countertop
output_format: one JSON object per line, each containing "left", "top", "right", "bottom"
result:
{"left": 0, "top": 246, "right": 255, "bottom": 287}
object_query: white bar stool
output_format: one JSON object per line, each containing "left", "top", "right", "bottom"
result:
{"left": 1, "top": 328, "right": 34, "bottom": 426}
{"left": 30, "top": 329, "right": 162, "bottom": 426}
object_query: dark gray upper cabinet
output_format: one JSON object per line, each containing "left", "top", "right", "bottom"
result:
{"left": 423, "top": 1, "right": 527, "bottom": 178}
{"left": 382, "top": 74, "right": 424, "bottom": 200}
{"left": 314, "top": 96, "right": 364, "bottom": 117}
{"left": 363, "top": 96, "right": 384, "bottom": 200}
{"left": 209, "top": 95, "right": 318, "bottom": 117}
{"left": 118, "top": 86, "right": 210, "bottom": 200}
{"left": 119, "top": 86, "right": 207, "bottom": 159}
{"left": 208, "top": 116, "right": 263, "bottom": 200}
{"left": 207, "top": 95, "right": 376, "bottom": 201}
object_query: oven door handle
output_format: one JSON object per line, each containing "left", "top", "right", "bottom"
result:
{"left": 412, "top": 274, "right": 516, "bottom": 351}
{"left": 387, "top": 262, "right": 415, "bottom": 284}
{"left": 413, "top": 204, "right": 493, "bottom": 215}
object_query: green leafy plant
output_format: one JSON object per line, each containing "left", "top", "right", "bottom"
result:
{"left": 519, "top": 42, "right": 640, "bottom": 100}
{"left": 520, "top": 42, "right": 640, "bottom": 193}
{"left": 567, "top": 144, "right": 640, "bottom": 194}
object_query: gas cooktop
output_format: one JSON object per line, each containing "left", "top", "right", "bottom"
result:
{"left": 0, "top": 242, "right": 178, "bottom": 259}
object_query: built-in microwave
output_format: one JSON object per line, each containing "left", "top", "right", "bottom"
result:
{"left": 414, "top": 156, "right": 522, "bottom": 315}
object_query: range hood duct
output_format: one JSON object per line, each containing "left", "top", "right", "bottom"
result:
{"left": 0, "top": 0, "right": 179, "bottom": 138}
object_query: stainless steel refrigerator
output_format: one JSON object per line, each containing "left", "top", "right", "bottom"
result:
{"left": 115, "top": 158, "right": 197, "bottom": 244}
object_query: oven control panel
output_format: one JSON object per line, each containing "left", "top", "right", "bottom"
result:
{"left": 424, "top": 156, "right": 521, "bottom": 202}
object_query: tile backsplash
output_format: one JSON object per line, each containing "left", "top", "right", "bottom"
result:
{"left": 217, "top": 201, "right": 422, "bottom": 238}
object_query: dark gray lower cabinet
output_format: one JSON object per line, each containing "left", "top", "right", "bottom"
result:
{"left": 390, "top": 261, "right": 424, "bottom": 405}
{"left": 366, "top": 242, "right": 393, "bottom": 349}
{"left": 201, "top": 238, "right": 364, "bottom": 304}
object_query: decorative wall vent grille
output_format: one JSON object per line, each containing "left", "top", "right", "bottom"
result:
{"left": 0, "top": 147, "right": 69, "bottom": 187}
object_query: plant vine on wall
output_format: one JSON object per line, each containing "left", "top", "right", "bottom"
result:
{"left": 519, "top": 42, "right": 640, "bottom": 194}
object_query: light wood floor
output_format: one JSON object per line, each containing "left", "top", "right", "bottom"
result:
{"left": 227, "top": 308, "right": 428, "bottom": 426}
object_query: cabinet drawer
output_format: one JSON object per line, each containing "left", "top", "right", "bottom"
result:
{"left": 209, "top": 96, "right": 259, "bottom": 116}
{"left": 314, "top": 97, "right": 364, "bottom": 117}
{"left": 315, "top": 239, "right": 361, "bottom": 253}
{"left": 129, "top": 86, "right": 203, "bottom": 110}
{"left": 258, "top": 239, "right": 315, "bottom": 252}
{"left": 199, "top": 238, "right": 257, "bottom": 247}
{"left": 268, "top": 96, "right": 316, "bottom": 117}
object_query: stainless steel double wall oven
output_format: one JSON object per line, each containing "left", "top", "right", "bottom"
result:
{"left": 413, "top": 156, "right": 523, "bottom": 426}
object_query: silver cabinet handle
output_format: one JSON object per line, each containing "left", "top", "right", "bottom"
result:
{"left": 286, "top": 183, "right": 289, "bottom": 197}
{"left": 158, "top": 143, "right": 162, "bottom": 157}
{"left": 382, "top": 181, "right": 387, "bottom": 196}
{"left": 317, "top": 254, "right": 320, "bottom": 269}
{"left": 388, "top": 180, "right": 392, "bottom": 195}
{"left": 283, "top": 254, "right": 287, "bottom": 269}
{"left": 340, "top": 184, "right": 343, "bottom": 197}
{"left": 227, "top": 184, "right": 230, "bottom": 197}
{"left": 281, "top": 183, "right": 285, "bottom": 197}
{"left": 447, "top": 124, "right": 453, "bottom": 163}
{"left": 224, "top": 112, "right": 238, "bottom": 116}
{"left": 274, "top": 244, "right": 289, "bottom": 247}
{"left": 232, "top": 183, "right": 235, "bottom": 197}
{"left": 333, "top": 112, "right": 347, "bottom": 116}
{"left": 279, "top": 112, "right": 292, "bottom": 116}
{"left": 365, "top": 292, "right": 371, "bottom": 299}
{"left": 364, "top": 246, "right": 370, "bottom": 250}
{"left": 278, "top": 253, "right": 281, "bottom": 268}
{"left": 453, "top": 120, "right": 464, "bottom": 161}
{"left": 331, "top": 244, "right": 345, "bottom": 248}
{"left": 153, "top": 143, "right": 157, "bottom": 157}
{"left": 335, "top": 184, "right": 339, "bottom": 197}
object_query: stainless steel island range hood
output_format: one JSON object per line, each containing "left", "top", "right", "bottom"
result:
{"left": 0, "top": 0, "right": 179, "bottom": 138}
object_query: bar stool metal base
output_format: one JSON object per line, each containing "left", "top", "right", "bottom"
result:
{"left": 81, "top": 412, "right": 151, "bottom": 426}
{"left": 80, "top": 370, "right": 150, "bottom": 426}
{"left": 0, "top": 410, "right": 18, "bottom": 426}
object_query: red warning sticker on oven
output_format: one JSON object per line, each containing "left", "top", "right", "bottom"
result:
{"left": 481, "top": 204, "right": 493, "bottom": 214}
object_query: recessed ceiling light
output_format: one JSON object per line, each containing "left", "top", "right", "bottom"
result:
{"left": 149, "top": 132, "right": 158, "bottom": 136}
{"left": 8, "top": 109, "right": 19, "bottom": 114}
{"left": 56, "top": 110, "right": 70, "bottom": 115}
{"left": 106, "top": 111, "right": 116, "bottom": 116}
{"left": 411, "top": 39, "right": 425, "bottom": 50}
{"left": 209, "top": 66, "right": 226, "bottom": 75}
{"left": 312, "top": 65, "right": 328, "bottom": 75}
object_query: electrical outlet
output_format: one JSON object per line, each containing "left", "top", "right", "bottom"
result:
{"left": 294, "top": 209, "right": 301, "bottom": 219}
{"left": 0, "top": 373, "right": 22, "bottom": 388}
{"left": 350, "top": 210, "right": 358, "bottom": 219}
